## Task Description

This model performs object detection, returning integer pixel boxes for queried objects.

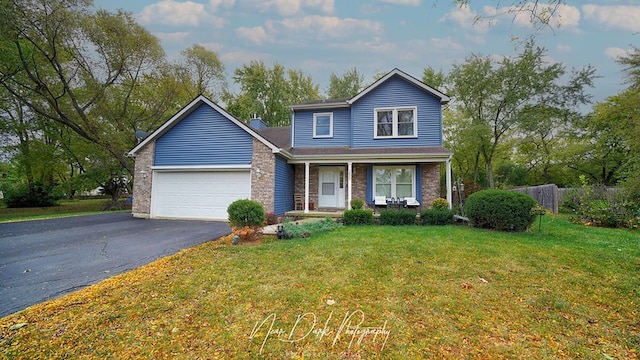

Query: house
[127,68,453,221]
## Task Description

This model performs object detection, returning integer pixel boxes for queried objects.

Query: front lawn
[0,198,122,223]
[1,217,638,358]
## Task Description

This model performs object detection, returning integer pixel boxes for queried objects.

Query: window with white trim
[374,107,417,138]
[313,113,333,138]
[373,166,415,199]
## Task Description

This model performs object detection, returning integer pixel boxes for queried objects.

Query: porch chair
[404,197,421,212]
[374,196,387,213]
[294,193,304,211]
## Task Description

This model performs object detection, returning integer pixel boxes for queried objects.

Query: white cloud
[220,49,270,64]
[209,0,235,10]
[513,3,579,29]
[199,42,225,52]
[138,0,226,28]
[604,47,631,61]
[252,0,334,16]
[482,3,580,30]
[556,44,572,53]
[380,0,420,6]
[332,37,395,53]
[440,5,493,34]
[583,4,640,32]
[429,37,465,52]
[235,26,271,45]
[155,32,190,43]
[274,15,382,38]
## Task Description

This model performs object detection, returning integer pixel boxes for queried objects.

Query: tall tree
[224,61,320,126]
[327,67,364,99]
[421,67,446,90]
[175,44,226,101]
[0,0,169,175]
[447,42,594,188]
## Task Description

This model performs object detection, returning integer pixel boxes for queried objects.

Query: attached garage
[150,169,251,220]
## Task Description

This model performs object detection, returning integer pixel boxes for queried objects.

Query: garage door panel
[151,171,251,220]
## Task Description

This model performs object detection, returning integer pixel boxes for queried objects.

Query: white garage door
[151,171,251,220]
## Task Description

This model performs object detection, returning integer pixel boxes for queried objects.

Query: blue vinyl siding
[293,108,350,147]
[155,104,253,166]
[351,75,442,148]
[274,155,295,215]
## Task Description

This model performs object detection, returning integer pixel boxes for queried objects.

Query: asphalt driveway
[0,212,230,318]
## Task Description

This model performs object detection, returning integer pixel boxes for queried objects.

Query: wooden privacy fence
[513,184,559,213]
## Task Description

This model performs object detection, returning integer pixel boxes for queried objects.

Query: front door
[318,167,345,208]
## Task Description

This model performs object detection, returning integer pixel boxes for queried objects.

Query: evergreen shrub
[465,190,537,232]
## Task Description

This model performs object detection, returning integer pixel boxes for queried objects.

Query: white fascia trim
[290,101,350,111]
[152,165,252,172]
[288,153,451,164]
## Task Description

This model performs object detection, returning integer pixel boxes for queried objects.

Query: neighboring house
[127,68,453,221]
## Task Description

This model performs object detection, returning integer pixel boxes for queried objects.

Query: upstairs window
[313,113,333,138]
[374,107,417,138]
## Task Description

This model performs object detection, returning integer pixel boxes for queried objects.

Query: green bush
[563,176,639,229]
[281,218,342,239]
[421,208,454,225]
[350,198,364,210]
[342,209,373,225]
[465,190,537,232]
[379,209,416,226]
[431,197,449,210]
[579,196,639,229]
[3,182,59,208]
[227,199,265,228]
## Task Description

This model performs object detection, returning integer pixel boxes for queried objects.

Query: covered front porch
[288,151,453,214]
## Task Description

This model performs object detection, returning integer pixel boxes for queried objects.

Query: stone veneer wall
[131,141,155,218]
[293,164,319,209]
[421,163,441,207]
[251,139,275,213]
[352,164,368,208]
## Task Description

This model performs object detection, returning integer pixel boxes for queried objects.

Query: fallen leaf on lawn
[10,323,28,330]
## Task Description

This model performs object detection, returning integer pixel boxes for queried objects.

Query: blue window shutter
[366,165,373,204]
[415,164,422,201]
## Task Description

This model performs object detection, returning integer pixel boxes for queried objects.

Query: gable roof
[348,68,450,105]
[127,95,281,157]
[289,68,450,111]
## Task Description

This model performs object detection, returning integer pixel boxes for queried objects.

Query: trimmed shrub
[281,218,342,239]
[3,182,59,208]
[350,198,364,210]
[421,208,455,225]
[431,197,450,210]
[465,190,537,232]
[227,199,265,228]
[379,209,417,226]
[265,212,279,225]
[342,209,373,225]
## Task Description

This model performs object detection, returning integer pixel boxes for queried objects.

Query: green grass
[1,217,639,359]
[0,198,121,223]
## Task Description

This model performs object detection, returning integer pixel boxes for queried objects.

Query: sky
[92,0,640,108]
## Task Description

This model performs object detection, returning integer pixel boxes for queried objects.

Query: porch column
[347,162,353,208]
[304,161,310,213]
[446,156,452,209]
